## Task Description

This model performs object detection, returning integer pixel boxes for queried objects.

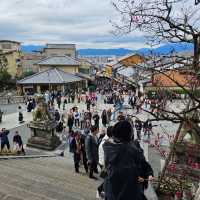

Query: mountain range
[21,43,193,56]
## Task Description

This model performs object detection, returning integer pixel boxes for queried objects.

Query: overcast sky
[0,0,149,49]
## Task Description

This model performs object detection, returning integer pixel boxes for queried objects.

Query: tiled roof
[152,70,195,87]
[36,56,80,66]
[17,68,83,85]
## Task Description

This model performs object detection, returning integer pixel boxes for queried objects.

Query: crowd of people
[29,81,155,200]
[67,114,154,200]
[1,79,159,199]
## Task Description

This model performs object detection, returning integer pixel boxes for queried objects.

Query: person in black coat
[13,131,25,155]
[67,114,74,132]
[18,106,24,123]
[80,133,88,173]
[27,100,33,112]
[86,98,91,111]
[85,125,99,179]
[101,109,108,127]
[69,132,81,173]
[135,119,143,140]
[103,120,154,200]
[55,110,60,122]
[0,128,10,151]
[93,111,100,129]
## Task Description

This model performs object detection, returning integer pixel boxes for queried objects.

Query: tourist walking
[86,98,91,111]
[103,120,153,200]
[143,120,153,140]
[135,119,143,140]
[70,132,82,173]
[74,108,80,128]
[56,95,61,110]
[63,98,67,110]
[80,110,85,130]
[93,111,100,129]
[85,126,99,179]
[13,131,25,155]
[96,126,113,199]
[0,128,10,151]
[101,109,108,127]
[54,109,60,122]
[80,132,88,173]
[107,109,112,125]
[67,113,74,132]
[18,105,24,123]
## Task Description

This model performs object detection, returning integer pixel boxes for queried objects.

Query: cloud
[0,0,147,49]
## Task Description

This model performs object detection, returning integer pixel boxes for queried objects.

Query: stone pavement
[0,104,32,130]
[0,156,99,200]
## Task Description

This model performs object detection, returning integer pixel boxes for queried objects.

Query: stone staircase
[0,155,158,200]
[0,156,99,200]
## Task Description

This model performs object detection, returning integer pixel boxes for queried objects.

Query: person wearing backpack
[103,120,153,200]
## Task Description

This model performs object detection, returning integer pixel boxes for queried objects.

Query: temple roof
[17,68,83,85]
[36,56,80,66]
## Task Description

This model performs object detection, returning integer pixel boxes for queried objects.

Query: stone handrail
[0,96,25,105]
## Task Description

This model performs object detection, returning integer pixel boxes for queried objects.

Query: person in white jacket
[97,126,113,199]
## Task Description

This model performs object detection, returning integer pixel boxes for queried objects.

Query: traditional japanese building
[17,68,86,95]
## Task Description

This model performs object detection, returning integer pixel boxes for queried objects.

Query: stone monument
[27,96,61,150]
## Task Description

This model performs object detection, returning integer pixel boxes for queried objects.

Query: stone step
[0,154,60,160]
[0,153,158,200]
[0,157,99,200]
[0,158,95,189]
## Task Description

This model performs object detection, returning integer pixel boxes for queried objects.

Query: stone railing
[0,96,24,105]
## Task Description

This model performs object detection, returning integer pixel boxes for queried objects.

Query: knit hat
[112,120,133,142]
